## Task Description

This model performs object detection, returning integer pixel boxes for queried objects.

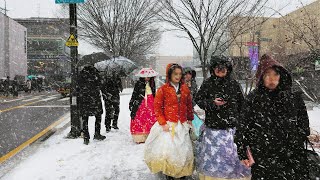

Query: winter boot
[106,126,111,133]
[84,138,89,145]
[93,134,106,141]
[112,125,119,130]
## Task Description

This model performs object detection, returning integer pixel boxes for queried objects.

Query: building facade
[150,55,193,77]
[0,13,27,79]
[229,0,320,58]
[15,18,71,82]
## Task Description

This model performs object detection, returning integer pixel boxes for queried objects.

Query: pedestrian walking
[235,54,310,179]
[195,56,251,180]
[144,63,194,179]
[37,78,43,92]
[78,65,106,145]
[4,76,10,97]
[12,77,19,97]
[184,67,198,107]
[129,68,158,144]
[26,80,32,93]
[102,71,123,132]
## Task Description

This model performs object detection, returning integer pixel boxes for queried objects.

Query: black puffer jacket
[78,66,103,117]
[101,74,123,97]
[235,55,310,179]
[129,78,156,119]
[195,57,244,129]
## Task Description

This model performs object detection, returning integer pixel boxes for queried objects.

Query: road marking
[40,97,58,102]
[0,101,40,113]
[58,98,69,102]
[24,105,70,108]
[0,113,70,164]
[22,97,41,102]
[3,98,25,103]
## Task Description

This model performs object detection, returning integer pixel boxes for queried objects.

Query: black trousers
[82,115,102,139]
[104,94,120,128]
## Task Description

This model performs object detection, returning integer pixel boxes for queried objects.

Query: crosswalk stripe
[58,98,69,102]
[22,97,41,102]
[40,97,58,102]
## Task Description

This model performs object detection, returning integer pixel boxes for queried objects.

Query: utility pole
[66,3,81,139]
[0,0,8,15]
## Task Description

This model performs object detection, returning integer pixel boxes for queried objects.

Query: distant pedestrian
[195,56,250,180]
[26,80,32,93]
[37,78,43,92]
[102,71,123,132]
[129,68,158,144]
[4,76,10,97]
[78,65,106,145]
[12,77,19,97]
[235,54,310,179]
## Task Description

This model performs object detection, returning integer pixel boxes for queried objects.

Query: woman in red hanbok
[129,68,158,143]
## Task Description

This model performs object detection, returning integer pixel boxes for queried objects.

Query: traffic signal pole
[67,3,81,138]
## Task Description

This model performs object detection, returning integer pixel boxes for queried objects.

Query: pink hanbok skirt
[130,94,157,143]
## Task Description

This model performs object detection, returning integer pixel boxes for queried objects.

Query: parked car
[57,82,71,97]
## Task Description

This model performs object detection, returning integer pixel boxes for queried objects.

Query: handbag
[306,139,320,180]
[190,113,204,141]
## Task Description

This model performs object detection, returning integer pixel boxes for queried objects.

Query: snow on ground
[309,107,320,132]
[2,89,158,180]
[2,89,320,180]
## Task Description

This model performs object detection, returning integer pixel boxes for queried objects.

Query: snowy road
[0,92,70,157]
[0,89,319,180]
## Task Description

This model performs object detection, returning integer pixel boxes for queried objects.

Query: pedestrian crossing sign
[65,34,79,47]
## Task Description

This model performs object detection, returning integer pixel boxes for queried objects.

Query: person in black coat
[101,71,123,132]
[195,56,250,179]
[195,56,244,129]
[12,77,19,97]
[4,76,10,97]
[78,65,106,145]
[235,54,310,180]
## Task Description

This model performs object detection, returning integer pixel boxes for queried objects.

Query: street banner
[248,45,259,71]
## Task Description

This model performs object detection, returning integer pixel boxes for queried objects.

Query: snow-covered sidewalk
[1,89,320,180]
[2,89,158,180]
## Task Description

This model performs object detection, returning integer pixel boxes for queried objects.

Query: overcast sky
[1,0,316,56]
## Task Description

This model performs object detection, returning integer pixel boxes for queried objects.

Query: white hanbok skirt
[144,121,194,178]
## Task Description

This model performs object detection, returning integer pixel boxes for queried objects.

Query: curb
[0,113,70,164]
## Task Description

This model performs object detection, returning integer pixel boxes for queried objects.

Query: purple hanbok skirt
[196,127,251,179]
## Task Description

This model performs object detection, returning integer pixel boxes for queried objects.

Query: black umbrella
[78,52,111,67]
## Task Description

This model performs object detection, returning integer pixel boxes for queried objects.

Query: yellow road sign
[66,34,79,47]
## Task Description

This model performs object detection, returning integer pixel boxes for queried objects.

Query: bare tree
[274,0,320,53]
[158,0,269,79]
[76,0,162,63]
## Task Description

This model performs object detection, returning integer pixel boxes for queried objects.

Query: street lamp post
[66,3,81,139]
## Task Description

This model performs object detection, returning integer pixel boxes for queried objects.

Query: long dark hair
[139,77,155,88]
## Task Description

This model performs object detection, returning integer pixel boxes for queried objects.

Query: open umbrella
[95,56,137,76]
[135,68,158,78]
[27,75,37,79]
[79,52,111,67]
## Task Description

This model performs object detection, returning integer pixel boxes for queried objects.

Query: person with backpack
[235,54,310,179]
